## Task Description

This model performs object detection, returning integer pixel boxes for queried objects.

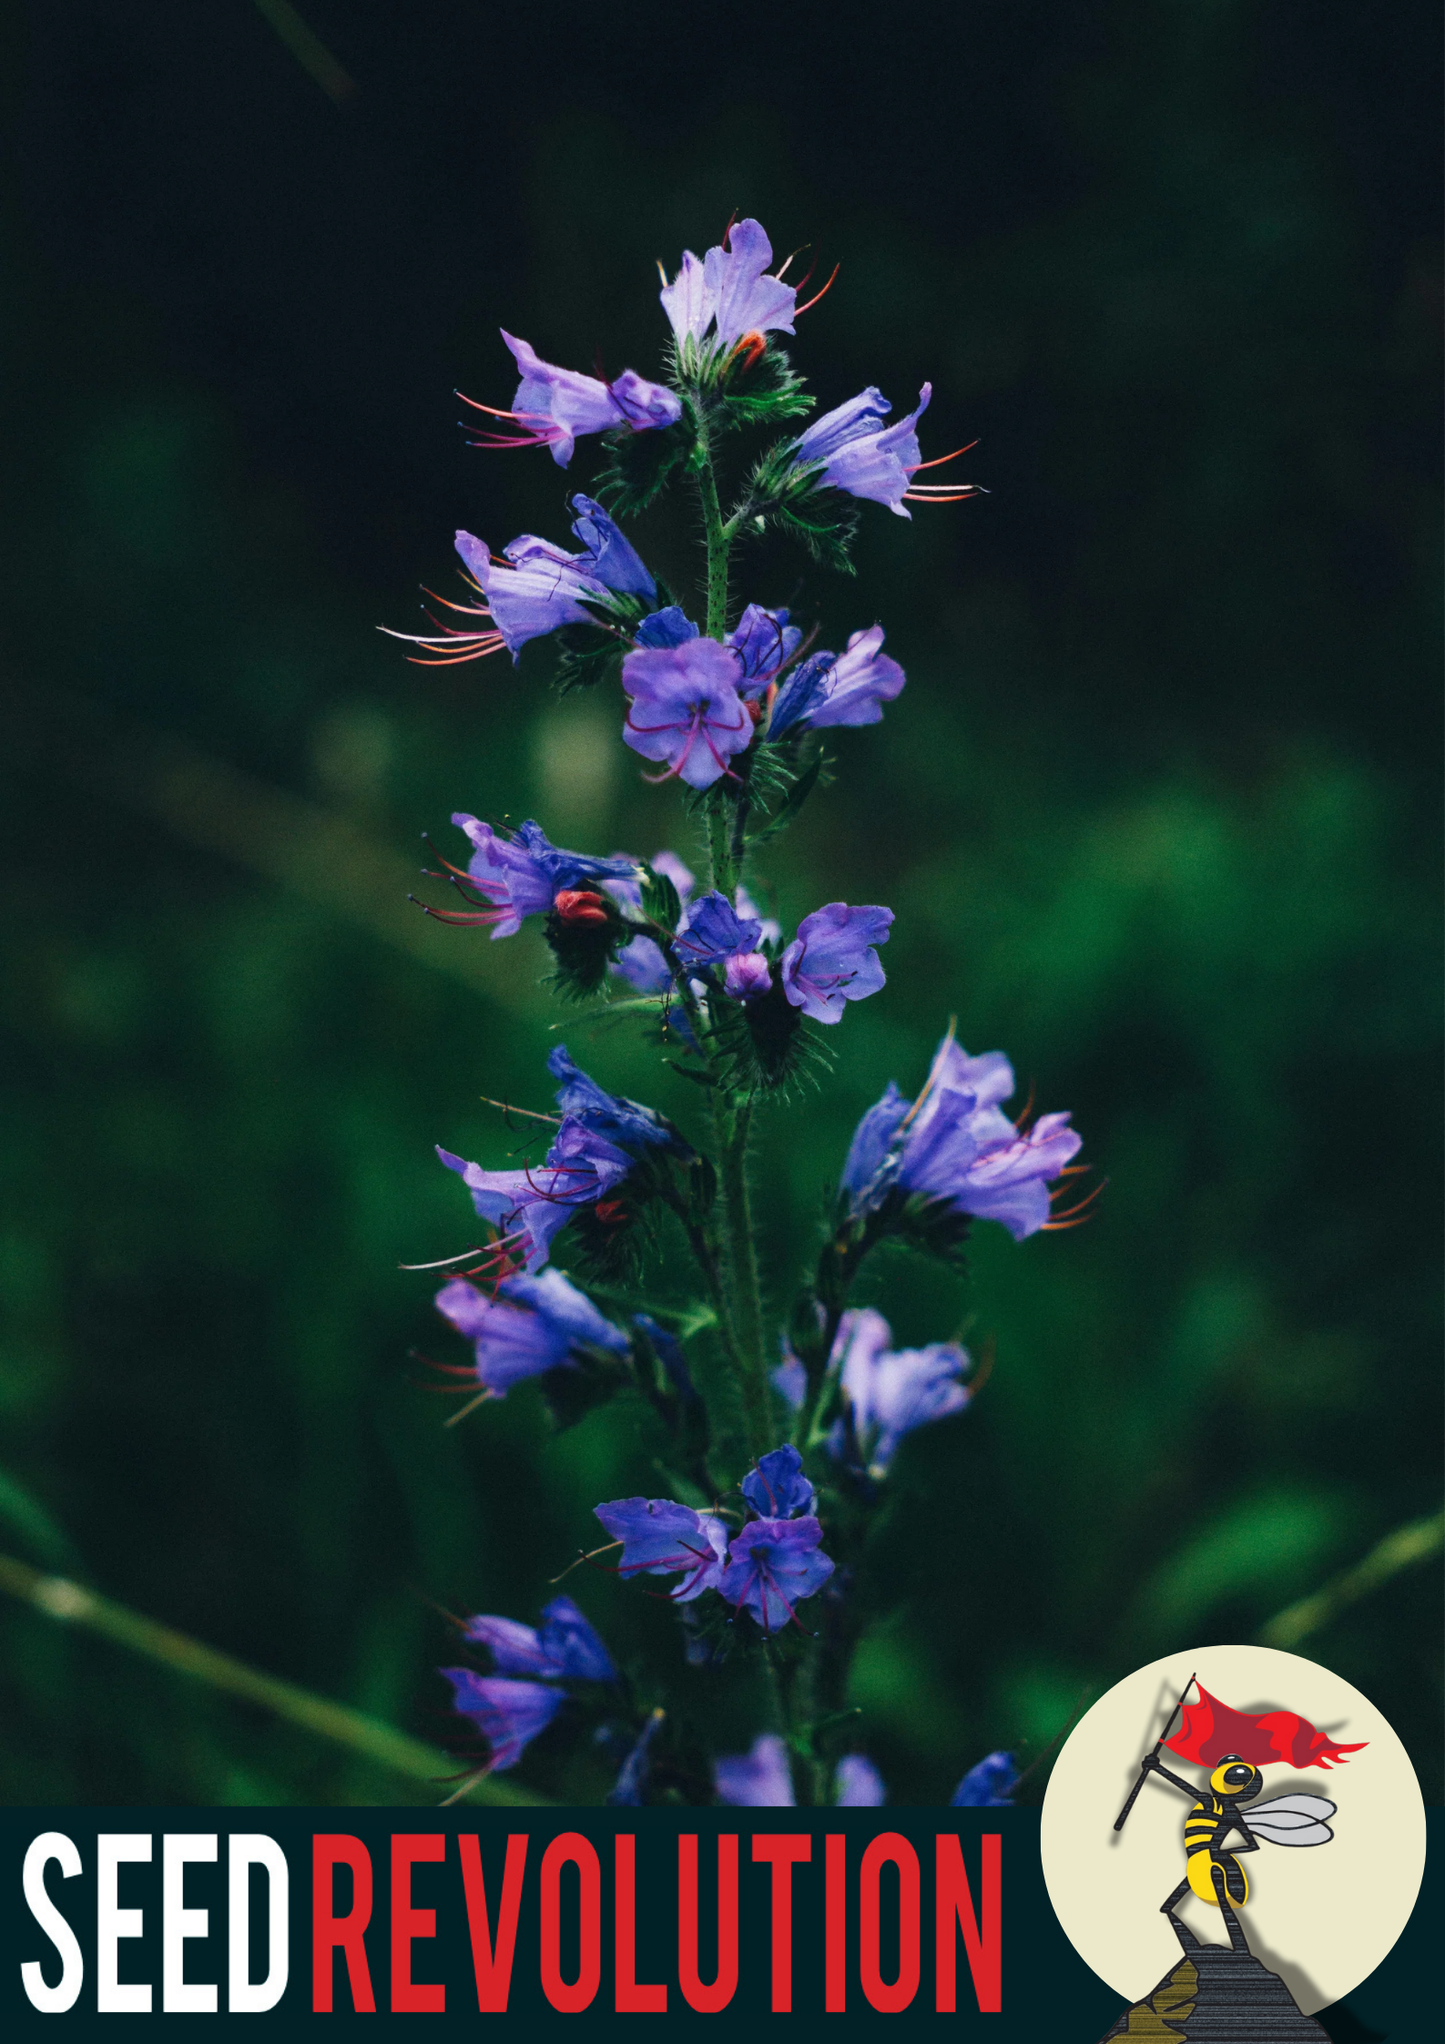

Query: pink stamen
[794,263,840,317]
[906,440,979,474]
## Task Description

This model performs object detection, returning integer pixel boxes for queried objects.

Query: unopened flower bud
[553,888,611,925]
[725,951,774,1001]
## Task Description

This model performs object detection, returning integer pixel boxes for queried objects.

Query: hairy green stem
[713,1095,772,1464]
[694,427,732,639]
[686,417,774,1472]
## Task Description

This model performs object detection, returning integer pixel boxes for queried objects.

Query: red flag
[1163,1682,1368,1771]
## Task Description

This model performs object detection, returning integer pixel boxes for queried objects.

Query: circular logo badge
[1040,1645,1425,2022]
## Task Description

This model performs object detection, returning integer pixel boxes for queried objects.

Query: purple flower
[443,816,638,940]
[547,1044,688,1155]
[789,384,939,518]
[769,625,906,736]
[413,496,655,668]
[712,1739,886,1808]
[717,1516,834,1632]
[839,1082,910,1202]
[740,1444,815,1520]
[844,1035,1083,1242]
[674,890,764,967]
[434,1266,628,1392]
[607,1709,665,1807]
[727,604,802,694]
[835,1755,887,1806]
[593,1496,729,1602]
[780,903,893,1024]
[441,1669,564,1772]
[834,1308,972,1474]
[773,1308,972,1475]
[621,639,754,790]
[724,951,773,1001]
[660,219,797,354]
[438,1117,633,1270]
[611,934,672,996]
[608,369,685,434]
[634,605,699,649]
[632,1314,699,1405]
[951,1751,1018,1807]
[714,1733,795,1807]
[564,496,658,600]
[462,331,681,469]
[462,1594,616,1683]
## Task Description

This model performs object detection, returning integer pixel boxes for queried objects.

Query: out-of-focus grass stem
[0,1552,548,1807]
[1257,1508,1444,1651]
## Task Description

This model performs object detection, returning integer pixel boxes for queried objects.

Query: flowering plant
[394,219,1089,1807]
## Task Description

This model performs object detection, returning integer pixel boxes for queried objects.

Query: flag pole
[1114,1671,1196,1832]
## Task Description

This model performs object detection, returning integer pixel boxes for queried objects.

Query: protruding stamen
[794,263,840,317]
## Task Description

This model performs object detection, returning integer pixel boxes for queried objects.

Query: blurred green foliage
[0,0,1438,1804]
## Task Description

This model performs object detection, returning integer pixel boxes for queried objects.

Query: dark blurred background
[1,0,1439,1806]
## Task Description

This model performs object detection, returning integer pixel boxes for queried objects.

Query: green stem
[0,1551,547,1806]
[688,411,774,1470]
[713,1094,772,1464]
[791,1224,878,1450]
[707,797,736,901]
[694,426,732,639]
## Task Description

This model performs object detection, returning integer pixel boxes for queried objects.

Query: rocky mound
[1101,1942,1330,2041]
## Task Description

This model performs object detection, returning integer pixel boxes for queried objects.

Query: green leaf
[594,419,690,516]
[639,863,682,932]
[653,1461,712,1511]
[713,344,814,431]
[747,750,826,847]
[553,623,626,695]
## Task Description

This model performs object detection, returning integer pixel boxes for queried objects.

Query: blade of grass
[0,1552,548,1807]
[1256,1507,1444,1651]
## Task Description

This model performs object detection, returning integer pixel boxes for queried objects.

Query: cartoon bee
[1139,1750,1337,1946]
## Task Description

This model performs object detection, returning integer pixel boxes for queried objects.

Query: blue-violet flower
[440,1671,565,1773]
[434,496,655,665]
[740,1443,815,1519]
[463,331,680,468]
[621,639,753,789]
[660,219,797,355]
[788,384,934,518]
[780,902,893,1023]
[438,1120,633,1270]
[548,1044,689,1155]
[713,1734,795,1807]
[842,1035,1083,1242]
[769,625,906,735]
[444,817,637,940]
[951,1751,1019,1806]
[434,1266,629,1391]
[462,1593,616,1683]
[673,890,764,967]
[592,1496,729,1602]
[716,1515,834,1632]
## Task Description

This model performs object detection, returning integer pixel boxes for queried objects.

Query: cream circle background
[1039,1644,1426,2016]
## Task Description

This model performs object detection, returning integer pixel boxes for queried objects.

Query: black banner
[1,1809,1435,2030]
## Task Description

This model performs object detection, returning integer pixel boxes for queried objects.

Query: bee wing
[1247,1794,1337,1846]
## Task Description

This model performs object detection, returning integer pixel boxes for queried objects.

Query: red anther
[744,696,768,728]
[592,1199,629,1228]
[730,329,768,373]
[552,888,610,924]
